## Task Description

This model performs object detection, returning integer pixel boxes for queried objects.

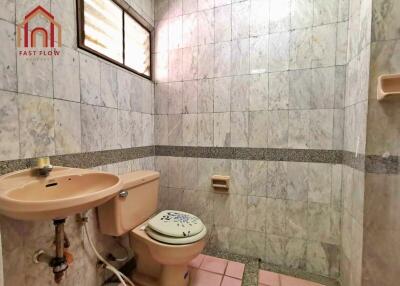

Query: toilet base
[132,265,190,286]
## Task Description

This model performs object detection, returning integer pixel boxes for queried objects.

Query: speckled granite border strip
[155,146,343,164]
[343,151,399,174]
[0,146,155,176]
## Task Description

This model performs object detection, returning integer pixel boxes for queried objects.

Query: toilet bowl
[97,171,207,286]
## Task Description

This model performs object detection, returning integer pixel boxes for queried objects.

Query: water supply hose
[81,215,135,286]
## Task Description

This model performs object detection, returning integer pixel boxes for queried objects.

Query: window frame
[76,0,152,80]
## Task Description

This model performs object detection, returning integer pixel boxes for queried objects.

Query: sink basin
[0,167,123,220]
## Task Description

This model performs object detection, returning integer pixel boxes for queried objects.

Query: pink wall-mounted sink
[0,167,122,220]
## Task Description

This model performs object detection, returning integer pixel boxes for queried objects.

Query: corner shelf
[377,74,400,101]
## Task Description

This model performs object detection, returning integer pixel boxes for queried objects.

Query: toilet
[97,171,207,286]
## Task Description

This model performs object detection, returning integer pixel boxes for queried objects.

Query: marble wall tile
[306,242,340,277]
[247,196,266,232]
[250,0,269,36]
[336,21,349,66]
[182,157,198,189]
[51,0,76,48]
[182,46,198,80]
[81,104,102,152]
[249,73,268,111]
[266,198,286,235]
[53,47,80,102]
[182,13,198,48]
[312,24,337,68]
[198,79,214,112]
[269,0,290,33]
[214,194,247,229]
[215,5,232,42]
[213,112,231,147]
[269,72,289,110]
[198,44,215,79]
[287,162,308,201]
[80,53,101,106]
[249,160,268,197]
[0,91,19,161]
[267,162,288,199]
[215,0,231,7]
[309,109,334,150]
[289,28,313,70]
[168,82,183,114]
[131,76,144,113]
[100,63,118,108]
[169,0,183,17]
[249,111,268,148]
[232,39,250,75]
[168,48,183,81]
[168,157,184,188]
[198,113,214,146]
[116,110,132,149]
[17,56,53,98]
[155,83,169,114]
[168,114,183,145]
[155,115,168,145]
[169,16,183,50]
[265,234,288,265]
[286,238,307,270]
[232,0,250,40]
[288,110,309,149]
[183,113,198,146]
[247,230,266,258]
[214,42,232,77]
[269,32,290,72]
[0,0,15,22]
[372,0,400,41]
[229,160,249,195]
[0,20,17,91]
[54,100,81,155]
[214,77,231,112]
[308,163,332,204]
[198,9,214,45]
[183,81,198,113]
[154,51,169,83]
[338,0,350,22]
[18,94,55,158]
[311,67,335,109]
[183,0,198,14]
[289,69,312,109]
[308,203,340,244]
[286,200,308,238]
[132,112,143,147]
[231,111,249,147]
[314,0,339,26]
[290,0,313,29]
[198,0,214,11]
[117,69,133,111]
[155,20,169,52]
[231,75,249,111]
[101,107,118,150]
[250,36,269,74]
[268,110,289,148]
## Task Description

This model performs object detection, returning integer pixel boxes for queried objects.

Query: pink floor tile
[221,276,242,286]
[189,254,205,268]
[190,269,223,286]
[280,274,324,286]
[199,255,228,274]
[225,261,245,279]
[258,270,280,286]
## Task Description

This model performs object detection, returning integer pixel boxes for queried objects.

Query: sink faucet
[35,157,53,177]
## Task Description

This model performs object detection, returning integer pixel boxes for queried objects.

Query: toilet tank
[98,170,160,236]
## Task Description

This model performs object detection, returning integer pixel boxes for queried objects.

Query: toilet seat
[145,210,207,245]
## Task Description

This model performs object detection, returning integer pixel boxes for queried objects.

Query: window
[77,0,151,79]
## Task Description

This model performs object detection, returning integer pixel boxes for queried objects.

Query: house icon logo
[17,5,62,56]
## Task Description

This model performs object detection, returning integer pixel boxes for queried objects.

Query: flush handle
[119,191,128,198]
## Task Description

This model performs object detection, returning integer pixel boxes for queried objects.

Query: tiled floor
[189,254,245,286]
[258,270,325,286]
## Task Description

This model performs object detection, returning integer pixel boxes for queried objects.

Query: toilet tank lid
[120,171,160,189]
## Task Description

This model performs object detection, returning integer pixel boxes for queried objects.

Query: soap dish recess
[211,175,230,192]
[377,74,400,101]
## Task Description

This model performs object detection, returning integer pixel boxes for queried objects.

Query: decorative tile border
[1,146,397,176]
[154,146,343,164]
[0,146,155,176]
